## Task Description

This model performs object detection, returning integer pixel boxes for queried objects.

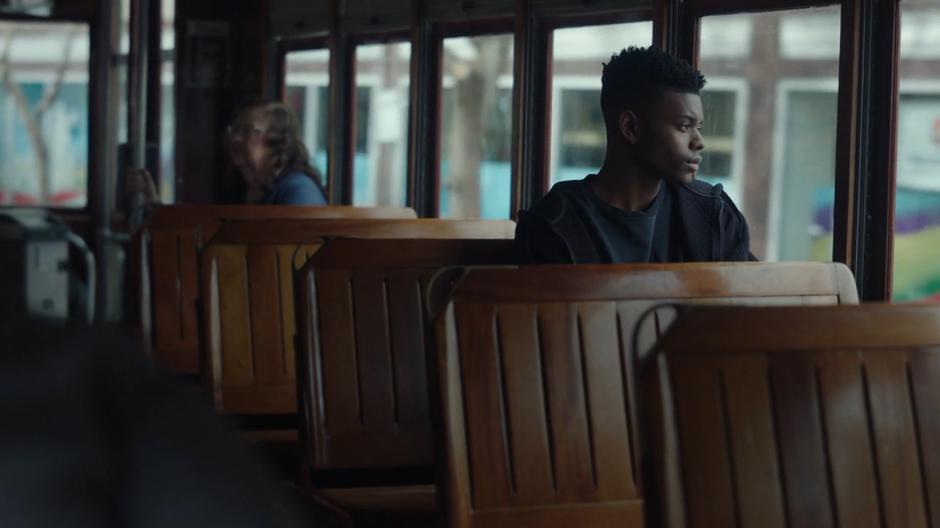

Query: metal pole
[128,0,151,229]
[88,0,119,323]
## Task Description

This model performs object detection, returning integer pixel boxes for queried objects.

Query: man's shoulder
[670,179,744,213]
[673,178,725,199]
[523,178,587,224]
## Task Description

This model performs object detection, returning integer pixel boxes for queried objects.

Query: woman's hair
[231,101,326,194]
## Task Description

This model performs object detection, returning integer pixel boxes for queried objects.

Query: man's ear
[619,110,640,144]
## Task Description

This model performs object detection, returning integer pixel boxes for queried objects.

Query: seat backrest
[639,303,940,528]
[295,238,516,475]
[138,205,416,373]
[202,219,516,417]
[433,262,857,528]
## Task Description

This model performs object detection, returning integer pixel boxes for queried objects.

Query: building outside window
[352,42,410,207]
[0,20,89,208]
[698,6,841,261]
[549,21,652,186]
[893,0,940,301]
[284,48,330,180]
[439,33,514,219]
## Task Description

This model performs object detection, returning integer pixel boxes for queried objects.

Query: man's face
[633,91,705,185]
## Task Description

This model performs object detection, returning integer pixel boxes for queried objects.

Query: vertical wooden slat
[150,229,181,354]
[769,353,835,528]
[909,347,940,525]
[315,270,361,435]
[456,301,513,509]
[216,245,253,387]
[278,245,299,381]
[539,302,595,502]
[176,228,200,371]
[578,301,635,500]
[817,351,881,528]
[671,356,737,525]
[495,303,555,505]
[440,303,473,527]
[352,272,396,431]
[865,351,929,527]
[722,354,787,528]
[616,298,661,481]
[287,243,323,382]
[386,272,431,432]
[246,245,285,386]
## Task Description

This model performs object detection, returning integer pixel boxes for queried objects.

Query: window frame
[277,35,332,200]
[513,8,653,217]
[678,0,901,300]
[541,13,655,193]
[0,12,96,216]
[266,0,903,300]
[349,30,411,207]
[430,17,515,218]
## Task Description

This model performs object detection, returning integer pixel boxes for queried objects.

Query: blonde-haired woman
[127,101,326,208]
[226,101,327,205]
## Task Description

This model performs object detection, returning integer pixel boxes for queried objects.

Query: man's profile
[515,46,755,264]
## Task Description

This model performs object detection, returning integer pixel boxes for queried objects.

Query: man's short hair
[600,46,706,130]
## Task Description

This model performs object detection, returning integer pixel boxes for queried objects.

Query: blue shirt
[256,172,327,206]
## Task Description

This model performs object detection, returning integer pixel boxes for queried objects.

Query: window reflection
[698,6,841,261]
[440,34,514,219]
[550,21,652,185]
[893,0,940,301]
[0,21,90,208]
[353,42,410,207]
[284,48,330,180]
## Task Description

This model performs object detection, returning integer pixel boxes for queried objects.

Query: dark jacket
[515,178,756,264]
[0,318,317,528]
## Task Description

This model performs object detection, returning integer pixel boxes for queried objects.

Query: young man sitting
[515,46,755,264]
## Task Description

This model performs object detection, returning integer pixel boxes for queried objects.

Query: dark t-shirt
[564,176,677,263]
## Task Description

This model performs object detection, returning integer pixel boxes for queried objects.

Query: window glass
[353,42,410,207]
[699,6,841,261]
[284,48,330,180]
[0,21,90,208]
[550,21,652,185]
[440,34,513,219]
[893,0,940,301]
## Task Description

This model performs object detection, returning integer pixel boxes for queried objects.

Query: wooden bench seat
[639,303,940,527]
[135,204,416,373]
[202,219,516,418]
[432,262,858,528]
[291,238,515,514]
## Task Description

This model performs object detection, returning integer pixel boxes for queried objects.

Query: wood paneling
[138,205,415,373]
[439,299,644,527]
[292,237,515,514]
[435,262,858,528]
[641,303,940,527]
[295,238,515,473]
[205,221,515,418]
